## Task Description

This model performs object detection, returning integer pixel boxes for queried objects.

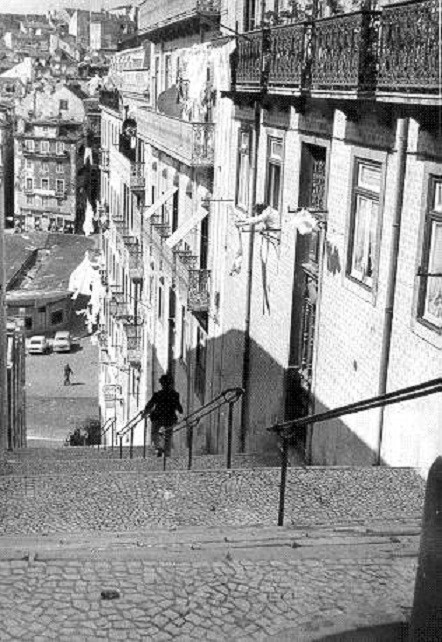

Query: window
[41,178,49,190]
[26,178,33,191]
[56,162,63,174]
[56,179,64,194]
[56,142,64,155]
[26,159,32,169]
[41,161,49,174]
[59,99,68,111]
[266,137,283,211]
[348,159,382,288]
[236,129,251,211]
[26,139,34,151]
[26,195,34,205]
[40,140,49,154]
[25,317,33,330]
[51,310,63,325]
[418,177,442,329]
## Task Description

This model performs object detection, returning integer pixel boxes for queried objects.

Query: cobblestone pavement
[0,524,418,641]
[26,336,99,445]
[0,467,425,535]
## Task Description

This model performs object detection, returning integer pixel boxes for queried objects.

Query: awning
[144,187,178,220]
[166,206,208,249]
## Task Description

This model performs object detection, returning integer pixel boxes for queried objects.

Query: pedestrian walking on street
[64,363,73,386]
[142,374,183,457]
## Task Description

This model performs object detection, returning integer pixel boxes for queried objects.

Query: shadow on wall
[141,326,388,467]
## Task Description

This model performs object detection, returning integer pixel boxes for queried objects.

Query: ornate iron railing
[236,29,263,87]
[188,269,211,312]
[377,0,440,95]
[268,21,310,90]
[130,162,145,192]
[99,149,109,172]
[311,10,380,93]
[109,292,130,320]
[124,322,142,366]
[128,249,144,282]
[137,108,214,166]
[99,89,120,112]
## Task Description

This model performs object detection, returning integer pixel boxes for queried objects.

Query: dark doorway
[285,143,327,455]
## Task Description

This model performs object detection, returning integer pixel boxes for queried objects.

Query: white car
[28,336,50,355]
[53,331,72,353]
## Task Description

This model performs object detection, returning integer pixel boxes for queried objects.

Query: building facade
[14,86,87,233]
[98,0,441,470]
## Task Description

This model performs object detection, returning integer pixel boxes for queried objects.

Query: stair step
[0,466,425,537]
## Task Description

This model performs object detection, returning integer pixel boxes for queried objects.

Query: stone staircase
[0,445,426,640]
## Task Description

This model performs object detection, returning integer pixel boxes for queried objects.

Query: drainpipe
[0,165,7,454]
[240,98,261,452]
[376,117,409,466]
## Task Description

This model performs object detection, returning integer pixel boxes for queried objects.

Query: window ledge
[343,274,376,306]
[410,318,442,350]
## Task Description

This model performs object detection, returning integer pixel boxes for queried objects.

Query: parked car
[53,331,72,353]
[28,336,50,355]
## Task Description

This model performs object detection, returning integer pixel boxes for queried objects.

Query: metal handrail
[270,378,442,526]
[115,387,244,468]
[97,417,116,451]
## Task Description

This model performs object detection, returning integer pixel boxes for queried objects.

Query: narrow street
[25,336,99,446]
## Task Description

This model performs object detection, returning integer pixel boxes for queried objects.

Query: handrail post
[119,436,123,460]
[163,448,167,471]
[278,435,289,527]
[130,427,134,459]
[226,401,234,470]
[112,420,115,451]
[143,416,147,459]
[103,427,107,451]
[188,422,193,470]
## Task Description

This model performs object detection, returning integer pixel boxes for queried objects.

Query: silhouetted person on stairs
[142,374,183,457]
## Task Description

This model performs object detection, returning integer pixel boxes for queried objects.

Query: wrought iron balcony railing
[97,330,108,350]
[188,269,211,312]
[377,0,440,97]
[124,323,142,367]
[137,108,214,167]
[109,292,130,320]
[267,21,310,92]
[130,162,145,193]
[151,212,171,238]
[235,29,263,88]
[311,10,380,94]
[128,249,144,282]
[99,89,120,112]
[99,149,110,172]
[139,0,220,36]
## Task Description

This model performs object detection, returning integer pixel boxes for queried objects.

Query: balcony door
[168,287,176,378]
[285,143,327,455]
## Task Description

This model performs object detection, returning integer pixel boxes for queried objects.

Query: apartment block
[14,86,87,233]
[98,0,441,470]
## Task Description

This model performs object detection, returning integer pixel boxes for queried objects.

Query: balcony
[235,30,263,90]
[109,292,130,320]
[139,0,220,40]
[151,211,171,239]
[124,323,142,367]
[99,149,110,172]
[267,22,309,93]
[188,269,211,312]
[130,162,145,193]
[99,89,121,113]
[128,249,144,283]
[137,108,214,167]
[311,10,379,97]
[377,0,440,103]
